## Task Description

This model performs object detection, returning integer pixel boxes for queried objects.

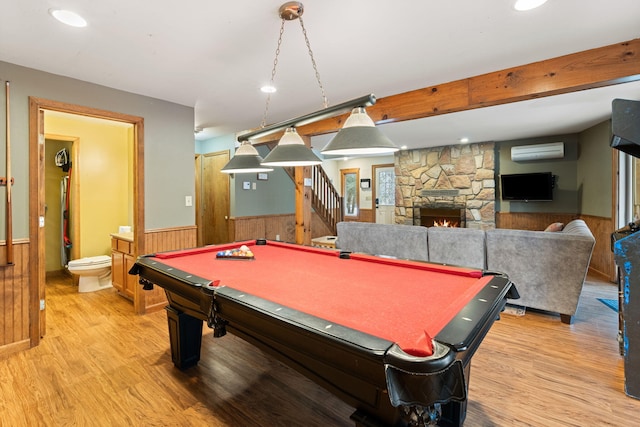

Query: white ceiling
[2,1,640,151]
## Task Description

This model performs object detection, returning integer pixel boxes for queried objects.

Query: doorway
[196,151,230,245]
[28,97,144,345]
[372,164,395,224]
[44,136,79,272]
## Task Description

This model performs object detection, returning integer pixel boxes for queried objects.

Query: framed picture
[341,168,359,218]
[257,172,269,181]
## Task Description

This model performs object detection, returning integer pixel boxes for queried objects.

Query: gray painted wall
[0,60,195,237]
[496,122,613,217]
[497,134,580,213]
[578,120,613,217]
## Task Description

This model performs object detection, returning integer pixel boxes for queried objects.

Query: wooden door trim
[29,97,144,344]
[340,168,360,220]
[195,154,203,246]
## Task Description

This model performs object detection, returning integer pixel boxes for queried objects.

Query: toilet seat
[68,255,111,271]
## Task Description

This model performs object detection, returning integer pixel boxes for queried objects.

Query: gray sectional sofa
[335,220,595,324]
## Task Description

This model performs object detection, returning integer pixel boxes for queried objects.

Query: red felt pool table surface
[152,240,492,357]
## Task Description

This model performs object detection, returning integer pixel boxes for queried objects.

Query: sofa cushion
[427,227,486,269]
[335,222,429,261]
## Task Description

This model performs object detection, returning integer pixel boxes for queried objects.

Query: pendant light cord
[260,15,329,129]
[299,16,328,109]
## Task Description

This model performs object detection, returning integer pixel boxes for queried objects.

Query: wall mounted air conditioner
[511,142,564,161]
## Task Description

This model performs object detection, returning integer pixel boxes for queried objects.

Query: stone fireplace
[394,143,496,229]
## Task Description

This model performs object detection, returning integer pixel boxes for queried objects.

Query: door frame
[340,168,360,220]
[28,97,144,345]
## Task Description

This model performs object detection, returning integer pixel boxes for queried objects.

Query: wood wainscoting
[138,226,198,314]
[496,212,615,282]
[230,213,334,243]
[0,240,31,357]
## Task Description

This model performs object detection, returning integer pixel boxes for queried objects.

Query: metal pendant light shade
[321,107,399,156]
[261,127,322,167]
[221,142,274,174]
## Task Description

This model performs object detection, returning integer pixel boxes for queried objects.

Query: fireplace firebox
[416,206,465,228]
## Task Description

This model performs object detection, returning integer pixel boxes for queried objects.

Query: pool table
[130,239,517,427]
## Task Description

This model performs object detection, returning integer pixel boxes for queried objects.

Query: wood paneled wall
[137,226,198,314]
[0,240,31,357]
[496,212,615,282]
[580,214,616,281]
[143,226,198,253]
[230,213,334,243]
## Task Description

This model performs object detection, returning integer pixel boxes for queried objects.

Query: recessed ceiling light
[260,85,277,94]
[400,145,408,150]
[460,137,470,143]
[49,9,88,28]
[514,0,548,11]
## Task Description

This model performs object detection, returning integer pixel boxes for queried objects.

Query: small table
[311,235,337,249]
[131,239,516,427]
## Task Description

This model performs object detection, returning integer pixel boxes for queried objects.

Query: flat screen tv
[500,172,554,201]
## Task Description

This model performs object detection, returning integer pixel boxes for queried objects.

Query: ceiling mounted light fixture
[49,9,88,27]
[221,141,274,174]
[223,2,395,172]
[514,0,548,11]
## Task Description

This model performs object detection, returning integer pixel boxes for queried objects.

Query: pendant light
[221,141,274,174]
[320,107,399,156]
[221,2,396,172]
[261,127,322,167]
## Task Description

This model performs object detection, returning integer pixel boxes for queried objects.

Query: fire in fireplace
[416,207,465,228]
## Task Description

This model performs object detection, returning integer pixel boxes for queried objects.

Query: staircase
[279,164,343,235]
[264,140,343,235]
[311,165,343,234]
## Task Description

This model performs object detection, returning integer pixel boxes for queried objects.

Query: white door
[375,166,395,224]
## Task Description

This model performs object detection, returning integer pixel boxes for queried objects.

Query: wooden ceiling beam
[250,38,639,144]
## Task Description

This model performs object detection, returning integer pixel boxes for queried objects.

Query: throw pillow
[544,222,565,232]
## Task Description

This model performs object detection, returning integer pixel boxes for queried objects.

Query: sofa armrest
[485,219,595,321]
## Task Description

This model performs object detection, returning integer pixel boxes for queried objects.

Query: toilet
[67,255,113,293]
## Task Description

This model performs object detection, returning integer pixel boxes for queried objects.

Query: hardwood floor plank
[1,274,639,426]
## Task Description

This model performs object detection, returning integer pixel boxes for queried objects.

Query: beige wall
[45,113,132,259]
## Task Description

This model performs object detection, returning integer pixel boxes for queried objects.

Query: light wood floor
[1,273,639,426]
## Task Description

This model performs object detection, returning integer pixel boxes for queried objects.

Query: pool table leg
[166,306,203,369]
